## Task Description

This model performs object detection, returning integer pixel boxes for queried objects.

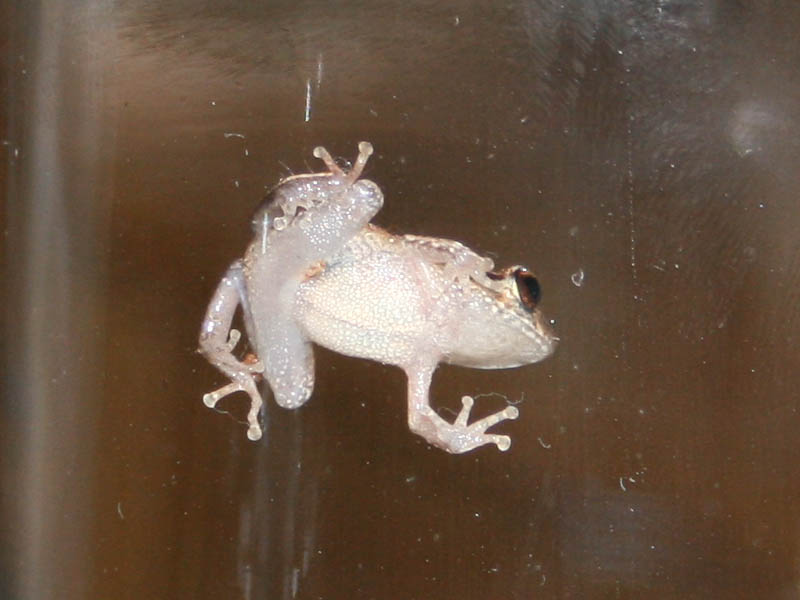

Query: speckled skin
[199,143,557,453]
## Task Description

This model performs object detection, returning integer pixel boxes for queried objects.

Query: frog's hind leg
[404,363,519,453]
[257,318,316,411]
[199,261,266,441]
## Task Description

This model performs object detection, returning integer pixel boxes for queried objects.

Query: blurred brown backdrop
[3,1,800,599]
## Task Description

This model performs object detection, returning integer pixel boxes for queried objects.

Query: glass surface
[3,1,800,599]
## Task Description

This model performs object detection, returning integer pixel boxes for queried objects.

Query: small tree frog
[199,142,557,453]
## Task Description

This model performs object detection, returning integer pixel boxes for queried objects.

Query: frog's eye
[513,268,541,312]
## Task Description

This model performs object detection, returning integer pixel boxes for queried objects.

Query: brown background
[3,1,800,598]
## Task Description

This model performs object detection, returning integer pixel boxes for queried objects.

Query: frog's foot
[403,235,502,290]
[273,142,375,230]
[201,328,266,441]
[313,141,373,183]
[443,255,497,289]
[409,396,519,454]
[203,380,264,441]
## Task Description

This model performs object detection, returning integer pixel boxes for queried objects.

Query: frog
[199,142,557,453]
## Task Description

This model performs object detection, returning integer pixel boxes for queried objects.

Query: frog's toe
[440,398,519,453]
[203,382,239,408]
[247,424,263,441]
[490,434,512,452]
[458,397,519,430]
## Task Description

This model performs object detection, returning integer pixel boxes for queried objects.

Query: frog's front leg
[404,363,520,453]
[403,236,499,290]
[199,261,266,440]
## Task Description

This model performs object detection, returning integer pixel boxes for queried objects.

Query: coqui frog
[199,142,557,453]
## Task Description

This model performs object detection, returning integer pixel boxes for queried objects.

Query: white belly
[294,250,433,367]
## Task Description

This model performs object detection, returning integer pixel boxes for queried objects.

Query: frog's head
[489,265,557,363]
[251,142,383,237]
[445,266,557,369]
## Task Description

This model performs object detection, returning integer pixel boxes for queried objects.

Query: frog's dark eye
[514,268,541,311]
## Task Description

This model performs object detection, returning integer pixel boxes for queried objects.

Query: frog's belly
[294,254,430,367]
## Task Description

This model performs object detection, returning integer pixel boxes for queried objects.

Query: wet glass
[3,1,800,599]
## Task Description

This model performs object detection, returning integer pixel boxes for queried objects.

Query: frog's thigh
[261,319,315,409]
